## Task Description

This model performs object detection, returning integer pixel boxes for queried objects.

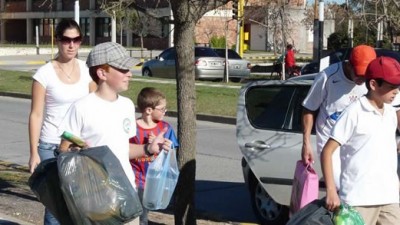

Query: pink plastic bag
[289,160,319,216]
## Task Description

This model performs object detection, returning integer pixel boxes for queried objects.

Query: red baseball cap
[349,45,376,76]
[365,56,400,85]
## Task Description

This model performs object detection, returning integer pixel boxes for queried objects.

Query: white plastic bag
[143,148,179,210]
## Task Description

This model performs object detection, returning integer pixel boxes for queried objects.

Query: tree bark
[171,2,198,225]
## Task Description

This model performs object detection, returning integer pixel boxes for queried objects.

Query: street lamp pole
[74,0,80,25]
[318,0,324,62]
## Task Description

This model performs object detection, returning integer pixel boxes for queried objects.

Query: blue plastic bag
[142,148,179,210]
[334,204,365,225]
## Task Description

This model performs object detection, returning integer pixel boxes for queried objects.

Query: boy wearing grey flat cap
[58,42,173,224]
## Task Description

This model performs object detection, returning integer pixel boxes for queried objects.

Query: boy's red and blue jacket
[129,120,178,189]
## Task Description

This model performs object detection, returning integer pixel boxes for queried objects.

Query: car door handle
[245,142,271,149]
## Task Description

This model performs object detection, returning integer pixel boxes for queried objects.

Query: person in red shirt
[285,44,296,77]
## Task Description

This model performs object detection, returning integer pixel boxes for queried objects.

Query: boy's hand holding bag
[289,160,319,215]
[143,147,179,210]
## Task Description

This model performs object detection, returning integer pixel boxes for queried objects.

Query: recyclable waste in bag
[334,204,365,225]
[57,145,143,225]
[143,148,179,210]
[286,198,334,225]
[28,158,74,225]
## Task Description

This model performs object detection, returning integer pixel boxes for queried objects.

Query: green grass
[0,70,241,117]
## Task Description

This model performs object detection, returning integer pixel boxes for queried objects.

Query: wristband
[144,143,154,156]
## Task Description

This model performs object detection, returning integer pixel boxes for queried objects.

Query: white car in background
[141,46,225,81]
[212,48,251,82]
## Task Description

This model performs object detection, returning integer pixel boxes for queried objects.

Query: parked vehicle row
[141,47,251,82]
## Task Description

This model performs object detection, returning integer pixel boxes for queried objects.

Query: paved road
[0,96,258,224]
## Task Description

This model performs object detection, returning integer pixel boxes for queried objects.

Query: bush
[210,36,226,48]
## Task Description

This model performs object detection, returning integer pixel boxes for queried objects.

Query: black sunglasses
[58,36,82,44]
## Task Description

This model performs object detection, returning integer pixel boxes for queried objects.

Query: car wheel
[250,181,289,225]
[142,67,152,77]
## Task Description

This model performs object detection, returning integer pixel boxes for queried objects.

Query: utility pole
[111,10,116,43]
[224,4,229,83]
[74,0,80,25]
[312,0,319,61]
[239,0,244,57]
[318,0,324,62]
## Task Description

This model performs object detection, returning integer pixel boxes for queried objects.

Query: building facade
[1,0,333,53]
[0,0,170,48]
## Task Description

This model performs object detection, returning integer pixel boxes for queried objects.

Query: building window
[34,18,55,37]
[96,18,110,37]
[80,18,90,37]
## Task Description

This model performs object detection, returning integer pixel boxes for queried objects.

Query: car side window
[245,86,296,130]
[160,49,176,60]
[284,86,311,132]
[245,85,312,132]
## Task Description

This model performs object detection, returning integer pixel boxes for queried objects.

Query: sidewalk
[0,212,35,225]
[0,47,312,65]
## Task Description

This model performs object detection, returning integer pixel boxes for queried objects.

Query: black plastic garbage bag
[286,198,334,225]
[28,158,74,225]
[57,145,142,225]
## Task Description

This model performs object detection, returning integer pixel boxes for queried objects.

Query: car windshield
[195,47,220,57]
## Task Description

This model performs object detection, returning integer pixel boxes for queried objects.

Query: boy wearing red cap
[321,56,400,224]
[302,45,377,188]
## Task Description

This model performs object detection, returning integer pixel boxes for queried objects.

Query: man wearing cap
[321,56,400,224]
[301,45,376,188]
[58,42,172,225]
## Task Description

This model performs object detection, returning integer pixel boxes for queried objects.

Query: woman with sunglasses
[28,19,96,225]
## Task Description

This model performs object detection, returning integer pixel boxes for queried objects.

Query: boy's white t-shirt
[58,93,137,189]
[330,96,399,206]
[33,59,92,144]
[302,62,368,153]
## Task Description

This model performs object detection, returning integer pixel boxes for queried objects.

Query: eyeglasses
[154,107,167,113]
[58,36,82,45]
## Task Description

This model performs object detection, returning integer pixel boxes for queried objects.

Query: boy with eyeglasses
[129,87,178,225]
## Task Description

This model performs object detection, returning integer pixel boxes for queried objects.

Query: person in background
[285,44,296,77]
[322,56,400,224]
[58,42,172,225]
[130,87,178,225]
[301,45,376,188]
[28,19,96,225]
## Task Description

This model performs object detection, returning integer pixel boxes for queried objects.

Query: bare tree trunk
[171,3,197,225]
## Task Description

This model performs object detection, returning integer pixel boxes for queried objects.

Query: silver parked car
[142,47,225,80]
[236,74,322,224]
[212,48,251,82]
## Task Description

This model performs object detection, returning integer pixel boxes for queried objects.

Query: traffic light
[232,0,239,20]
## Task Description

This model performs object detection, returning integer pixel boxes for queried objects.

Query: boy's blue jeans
[38,140,60,225]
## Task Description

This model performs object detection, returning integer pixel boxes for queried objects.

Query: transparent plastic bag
[334,204,365,225]
[143,148,179,210]
[58,145,142,225]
